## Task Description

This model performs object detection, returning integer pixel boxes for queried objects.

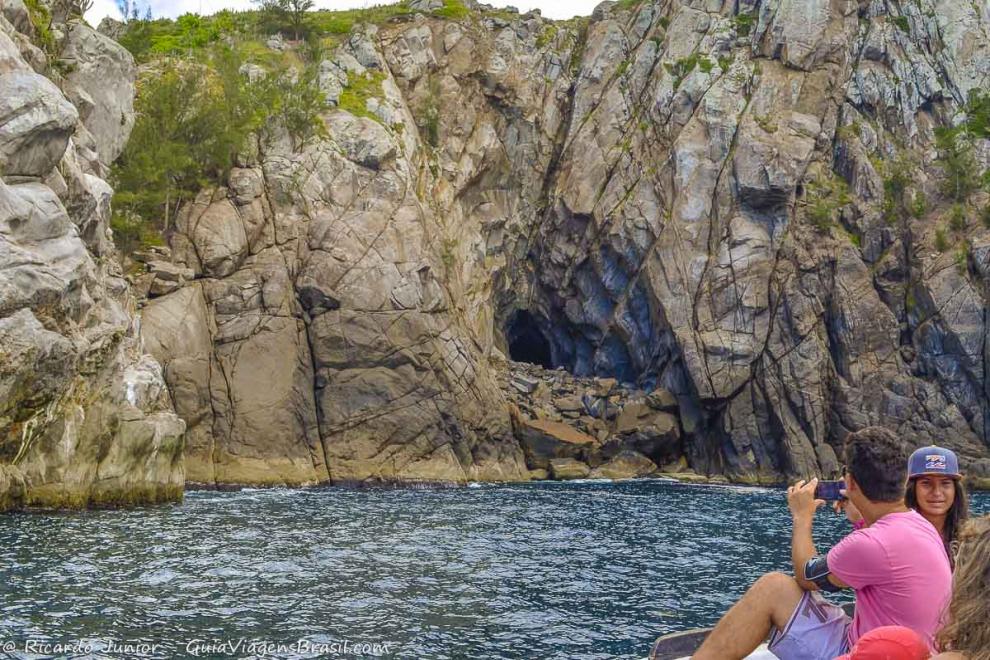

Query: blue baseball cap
[908,445,961,479]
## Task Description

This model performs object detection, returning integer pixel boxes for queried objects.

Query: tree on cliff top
[110,43,326,253]
[254,0,314,41]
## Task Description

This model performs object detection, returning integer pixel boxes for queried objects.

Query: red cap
[834,626,930,660]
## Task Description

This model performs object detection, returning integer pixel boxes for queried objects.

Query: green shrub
[835,121,862,140]
[965,90,990,139]
[935,126,979,202]
[754,114,777,133]
[536,24,558,48]
[266,64,328,149]
[23,0,56,56]
[308,3,413,35]
[110,211,166,254]
[880,156,913,223]
[665,54,699,89]
[717,54,733,72]
[698,57,714,74]
[910,190,927,218]
[982,204,990,229]
[934,227,949,252]
[892,15,910,33]
[809,200,833,232]
[616,58,630,77]
[733,13,755,37]
[804,172,851,232]
[118,13,241,63]
[254,0,314,40]
[440,237,457,270]
[416,75,441,147]
[905,288,916,313]
[658,16,670,30]
[337,70,387,123]
[949,204,967,232]
[955,246,968,274]
[110,44,325,252]
[433,0,470,20]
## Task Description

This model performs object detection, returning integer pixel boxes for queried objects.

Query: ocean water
[0,480,986,659]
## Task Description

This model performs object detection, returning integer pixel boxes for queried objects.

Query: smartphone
[815,480,845,501]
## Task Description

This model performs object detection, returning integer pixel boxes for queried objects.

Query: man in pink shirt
[694,427,952,659]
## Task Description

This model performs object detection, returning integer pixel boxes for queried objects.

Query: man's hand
[832,489,863,525]
[787,478,825,523]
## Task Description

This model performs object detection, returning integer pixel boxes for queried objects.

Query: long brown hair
[936,515,990,659]
[905,477,969,563]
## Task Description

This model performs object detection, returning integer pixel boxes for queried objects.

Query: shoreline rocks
[502,361,685,481]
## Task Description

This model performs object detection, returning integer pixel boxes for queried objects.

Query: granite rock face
[0,9,183,510]
[116,0,990,485]
[140,30,529,485]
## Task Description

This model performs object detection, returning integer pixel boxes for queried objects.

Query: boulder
[554,395,583,412]
[327,113,396,169]
[96,17,126,41]
[147,260,194,297]
[1,0,31,35]
[605,402,681,466]
[0,72,78,178]
[59,21,137,166]
[589,450,658,479]
[409,0,443,10]
[645,388,677,411]
[173,193,248,278]
[512,410,597,470]
[511,373,540,393]
[549,457,591,480]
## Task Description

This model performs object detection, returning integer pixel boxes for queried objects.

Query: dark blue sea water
[0,480,987,659]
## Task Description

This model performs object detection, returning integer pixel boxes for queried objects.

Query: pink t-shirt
[827,509,951,649]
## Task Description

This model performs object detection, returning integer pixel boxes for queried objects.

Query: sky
[85,0,602,25]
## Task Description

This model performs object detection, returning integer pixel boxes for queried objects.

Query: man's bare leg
[692,572,805,660]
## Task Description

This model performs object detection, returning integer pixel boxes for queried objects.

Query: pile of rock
[497,361,689,481]
[129,246,196,298]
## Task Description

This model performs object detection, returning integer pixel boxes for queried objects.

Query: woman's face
[914,475,956,518]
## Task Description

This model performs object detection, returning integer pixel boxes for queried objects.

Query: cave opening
[506,310,554,369]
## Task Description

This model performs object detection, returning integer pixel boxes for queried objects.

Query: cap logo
[925,454,946,470]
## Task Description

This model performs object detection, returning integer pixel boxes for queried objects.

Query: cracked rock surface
[0,7,184,510]
[139,0,990,486]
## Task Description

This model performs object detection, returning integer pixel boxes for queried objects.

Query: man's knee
[751,571,800,597]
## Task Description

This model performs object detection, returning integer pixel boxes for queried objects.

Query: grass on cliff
[337,70,387,123]
[23,0,56,56]
[117,0,475,63]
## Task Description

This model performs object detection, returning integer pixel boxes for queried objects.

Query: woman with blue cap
[905,445,970,567]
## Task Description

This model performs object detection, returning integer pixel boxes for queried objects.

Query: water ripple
[0,481,986,659]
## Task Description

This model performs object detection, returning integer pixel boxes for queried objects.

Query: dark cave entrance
[506,310,554,369]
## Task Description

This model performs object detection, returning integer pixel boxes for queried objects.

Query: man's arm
[791,514,818,590]
[788,479,849,591]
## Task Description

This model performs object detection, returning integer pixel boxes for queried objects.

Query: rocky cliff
[5,0,990,500]
[0,0,184,509]
[131,0,990,487]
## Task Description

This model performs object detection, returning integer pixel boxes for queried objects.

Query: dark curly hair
[843,427,909,503]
